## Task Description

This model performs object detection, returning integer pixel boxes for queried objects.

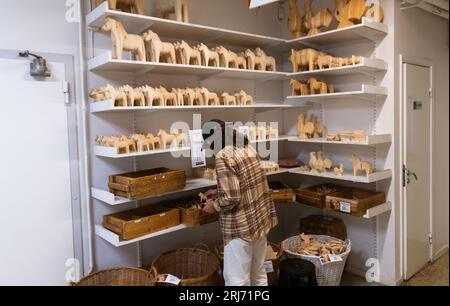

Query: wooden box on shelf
[167,198,219,228]
[299,215,347,241]
[103,205,180,240]
[325,188,386,217]
[108,168,186,200]
[268,181,296,203]
[296,183,349,209]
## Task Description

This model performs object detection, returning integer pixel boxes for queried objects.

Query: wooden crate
[103,205,180,240]
[299,215,347,241]
[108,168,186,200]
[297,184,349,209]
[268,181,295,203]
[325,188,386,217]
[167,198,219,228]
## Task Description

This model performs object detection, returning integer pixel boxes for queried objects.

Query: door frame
[0,49,85,279]
[399,55,434,280]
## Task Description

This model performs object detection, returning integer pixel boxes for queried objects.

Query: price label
[189,130,206,168]
[264,261,274,273]
[158,274,181,285]
[320,254,343,265]
[339,202,351,214]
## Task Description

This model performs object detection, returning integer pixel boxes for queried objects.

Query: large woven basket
[71,267,156,286]
[152,245,220,286]
[281,235,351,286]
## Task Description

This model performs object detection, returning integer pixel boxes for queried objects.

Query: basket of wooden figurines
[152,244,220,286]
[282,234,351,286]
[71,267,156,286]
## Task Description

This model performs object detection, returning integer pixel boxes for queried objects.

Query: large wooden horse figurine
[101,17,146,61]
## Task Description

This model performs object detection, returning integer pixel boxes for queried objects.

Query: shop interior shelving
[289,168,392,184]
[287,134,392,146]
[295,201,393,220]
[286,85,387,103]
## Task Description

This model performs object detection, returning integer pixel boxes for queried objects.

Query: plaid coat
[215,145,278,245]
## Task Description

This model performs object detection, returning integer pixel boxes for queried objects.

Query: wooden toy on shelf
[117,85,144,107]
[290,79,310,96]
[365,3,384,23]
[303,0,314,34]
[215,46,238,69]
[290,48,322,72]
[288,0,306,38]
[310,113,326,138]
[244,49,266,71]
[158,129,178,149]
[171,129,189,147]
[141,30,176,64]
[172,88,185,106]
[347,0,367,24]
[96,135,137,154]
[102,84,128,106]
[89,88,107,102]
[132,134,154,152]
[101,17,146,61]
[326,133,341,141]
[335,0,353,29]
[317,54,339,70]
[352,154,374,177]
[155,0,189,23]
[146,133,161,149]
[254,48,277,71]
[139,86,164,106]
[235,53,248,70]
[309,8,333,35]
[159,86,179,106]
[221,92,237,106]
[175,41,201,65]
[236,90,254,105]
[308,77,333,95]
[352,55,363,65]
[196,43,220,67]
[199,88,220,106]
[318,152,333,171]
[297,113,315,139]
[340,130,366,142]
[309,151,333,174]
[184,88,204,106]
[267,127,279,139]
[95,0,144,15]
[334,164,345,176]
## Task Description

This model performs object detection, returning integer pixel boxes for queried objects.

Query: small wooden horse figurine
[352,155,374,177]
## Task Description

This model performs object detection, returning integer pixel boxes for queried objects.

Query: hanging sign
[248,0,280,9]
[189,129,207,168]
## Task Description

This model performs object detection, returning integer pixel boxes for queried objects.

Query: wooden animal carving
[139,86,164,106]
[132,134,153,152]
[215,46,238,68]
[317,55,339,70]
[309,8,333,35]
[155,0,189,23]
[95,0,144,15]
[309,152,321,173]
[290,48,321,72]
[158,129,178,149]
[352,155,374,177]
[175,41,201,65]
[184,88,204,106]
[220,92,237,105]
[310,113,325,138]
[146,133,161,150]
[118,85,145,106]
[317,152,333,171]
[308,77,328,95]
[334,164,345,176]
[254,48,276,71]
[89,88,107,102]
[101,17,146,61]
[236,53,248,70]
[347,0,366,23]
[290,79,309,96]
[288,0,306,38]
[141,30,176,64]
[351,55,362,65]
[200,88,219,106]
[172,129,189,147]
[365,3,384,23]
[196,43,219,67]
[159,86,178,106]
[335,0,353,29]
[303,0,314,34]
[297,114,315,139]
[244,49,266,71]
[104,84,128,106]
[237,90,254,105]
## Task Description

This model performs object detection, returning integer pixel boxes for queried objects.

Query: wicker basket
[281,235,351,286]
[152,245,220,286]
[71,267,156,286]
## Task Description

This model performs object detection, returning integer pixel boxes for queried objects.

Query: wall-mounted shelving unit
[287,134,392,146]
[295,201,393,219]
[286,85,387,103]
[289,168,392,184]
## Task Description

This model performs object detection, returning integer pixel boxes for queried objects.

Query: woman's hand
[203,199,217,214]
[204,189,218,199]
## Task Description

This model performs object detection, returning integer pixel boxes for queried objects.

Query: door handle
[403,165,419,186]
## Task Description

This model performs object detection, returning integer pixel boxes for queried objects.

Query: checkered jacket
[215,145,278,245]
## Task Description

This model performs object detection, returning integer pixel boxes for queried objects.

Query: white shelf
[251,135,291,144]
[287,134,392,146]
[289,169,392,183]
[286,85,387,103]
[95,224,188,247]
[91,178,217,206]
[286,18,388,48]
[87,2,285,48]
[362,202,392,219]
[288,58,388,78]
[94,145,191,159]
[89,52,287,80]
[90,99,302,114]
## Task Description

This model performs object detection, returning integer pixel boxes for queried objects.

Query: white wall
[394,2,449,260]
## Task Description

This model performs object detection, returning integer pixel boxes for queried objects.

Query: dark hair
[202,119,249,152]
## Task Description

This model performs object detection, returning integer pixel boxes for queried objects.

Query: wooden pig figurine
[101,17,146,61]
[95,0,144,15]
[352,154,374,177]
[141,30,176,63]
[155,0,189,23]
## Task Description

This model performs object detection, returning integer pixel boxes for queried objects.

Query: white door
[0,58,75,285]
[403,63,432,280]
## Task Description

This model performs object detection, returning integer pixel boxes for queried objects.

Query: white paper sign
[158,274,181,285]
[189,129,206,168]
[264,261,274,273]
[320,255,343,265]
[339,202,352,214]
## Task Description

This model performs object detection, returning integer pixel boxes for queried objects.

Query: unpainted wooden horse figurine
[352,154,374,177]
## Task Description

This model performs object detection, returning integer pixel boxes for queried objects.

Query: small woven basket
[152,244,220,286]
[71,267,156,286]
[281,235,351,286]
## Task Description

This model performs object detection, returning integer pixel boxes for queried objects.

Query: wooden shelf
[89,52,287,80]
[288,58,387,78]
[90,100,303,114]
[289,168,392,183]
[286,85,387,103]
[295,201,392,219]
[95,224,189,247]
[87,1,285,48]
[285,18,388,48]
[287,134,392,146]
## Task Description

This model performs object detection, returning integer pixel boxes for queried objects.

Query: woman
[202,120,278,286]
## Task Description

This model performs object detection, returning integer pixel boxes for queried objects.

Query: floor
[340,252,449,286]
